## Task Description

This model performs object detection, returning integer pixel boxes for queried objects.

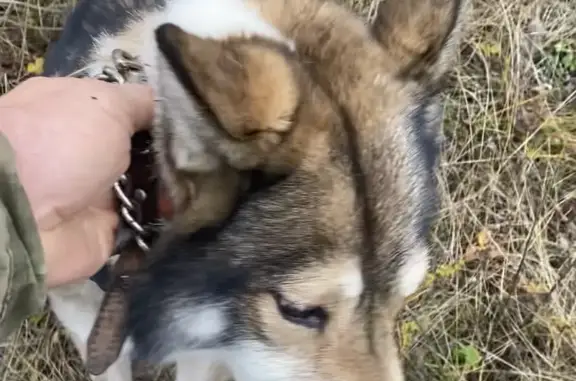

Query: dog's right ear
[154,23,301,143]
[371,0,467,85]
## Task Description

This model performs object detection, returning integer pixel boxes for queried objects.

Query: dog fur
[150,25,341,233]
[43,0,467,380]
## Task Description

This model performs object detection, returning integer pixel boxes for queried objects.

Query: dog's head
[128,1,467,380]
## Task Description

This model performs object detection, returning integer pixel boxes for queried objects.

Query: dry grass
[1,0,575,380]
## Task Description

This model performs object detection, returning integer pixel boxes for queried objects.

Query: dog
[42,0,467,380]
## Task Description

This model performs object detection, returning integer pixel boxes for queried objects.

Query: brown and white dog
[43,0,467,380]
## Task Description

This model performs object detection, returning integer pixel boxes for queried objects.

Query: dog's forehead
[216,171,367,286]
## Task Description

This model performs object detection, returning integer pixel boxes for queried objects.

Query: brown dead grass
[1,0,575,380]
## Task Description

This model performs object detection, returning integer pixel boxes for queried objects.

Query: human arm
[0,77,154,339]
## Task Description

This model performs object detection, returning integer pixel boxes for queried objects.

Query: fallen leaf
[478,42,501,57]
[399,321,419,349]
[28,313,44,325]
[454,343,482,369]
[435,259,465,278]
[476,228,490,250]
[26,57,44,75]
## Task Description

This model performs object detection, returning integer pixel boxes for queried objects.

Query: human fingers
[112,83,155,134]
[1,77,155,134]
[41,207,118,288]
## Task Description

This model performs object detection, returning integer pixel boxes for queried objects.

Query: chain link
[86,49,151,252]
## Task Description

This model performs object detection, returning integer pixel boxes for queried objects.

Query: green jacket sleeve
[0,131,47,340]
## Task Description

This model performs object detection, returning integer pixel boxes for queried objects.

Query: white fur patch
[396,246,429,297]
[172,304,228,343]
[174,351,230,381]
[164,0,293,47]
[339,268,364,298]
[225,341,319,381]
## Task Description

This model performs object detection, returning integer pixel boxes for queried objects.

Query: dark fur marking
[403,99,442,284]
[128,240,250,361]
[43,0,166,76]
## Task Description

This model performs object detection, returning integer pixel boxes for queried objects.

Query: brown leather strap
[118,130,160,238]
[86,130,161,376]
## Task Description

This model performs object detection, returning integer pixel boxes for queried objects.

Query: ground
[0,0,575,380]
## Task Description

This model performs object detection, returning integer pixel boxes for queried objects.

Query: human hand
[0,76,154,287]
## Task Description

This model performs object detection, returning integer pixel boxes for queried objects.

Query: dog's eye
[273,293,328,330]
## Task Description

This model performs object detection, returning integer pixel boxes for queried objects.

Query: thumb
[115,83,156,135]
[41,208,118,288]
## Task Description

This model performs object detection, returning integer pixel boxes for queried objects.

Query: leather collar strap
[90,130,160,291]
[85,129,166,376]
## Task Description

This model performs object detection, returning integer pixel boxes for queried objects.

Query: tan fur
[165,29,300,149]
[372,0,466,84]
[154,23,343,233]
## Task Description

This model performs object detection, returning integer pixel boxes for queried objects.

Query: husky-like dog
[43,0,467,380]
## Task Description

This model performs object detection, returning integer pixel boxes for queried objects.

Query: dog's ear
[155,23,300,142]
[371,0,467,85]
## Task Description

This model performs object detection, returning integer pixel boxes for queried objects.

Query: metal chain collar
[87,49,151,253]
